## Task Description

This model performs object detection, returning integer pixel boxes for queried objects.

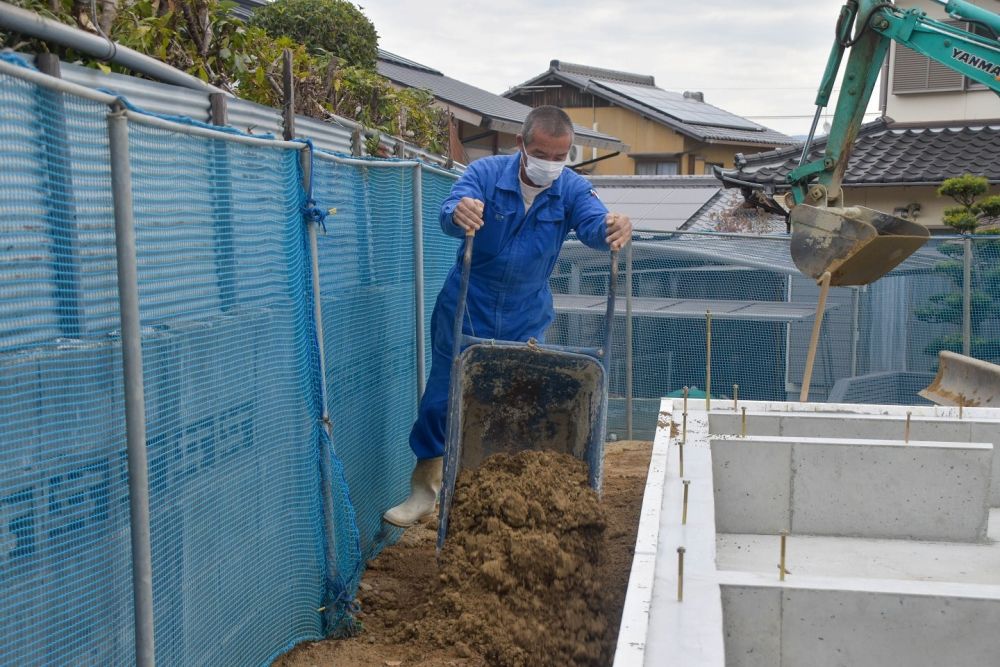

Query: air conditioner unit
[568,143,586,164]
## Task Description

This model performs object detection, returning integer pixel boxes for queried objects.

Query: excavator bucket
[790,204,929,286]
[919,351,1000,408]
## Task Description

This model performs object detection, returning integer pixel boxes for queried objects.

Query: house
[717,0,1000,231]
[230,0,268,20]
[376,51,625,164]
[504,60,796,177]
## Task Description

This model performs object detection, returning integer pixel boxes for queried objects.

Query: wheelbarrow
[436,230,618,552]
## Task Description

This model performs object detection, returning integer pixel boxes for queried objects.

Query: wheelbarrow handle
[451,229,475,365]
[603,249,619,369]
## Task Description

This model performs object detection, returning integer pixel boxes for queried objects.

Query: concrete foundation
[712,435,992,541]
[720,572,1000,667]
[615,399,1000,667]
[709,407,1000,506]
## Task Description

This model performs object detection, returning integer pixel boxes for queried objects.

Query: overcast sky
[361,0,883,137]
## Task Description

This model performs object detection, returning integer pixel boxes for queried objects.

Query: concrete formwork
[615,398,1000,667]
[712,435,993,541]
[709,408,1000,506]
[720,573,1000,667]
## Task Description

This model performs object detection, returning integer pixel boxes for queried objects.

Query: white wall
[884,0,1000,123]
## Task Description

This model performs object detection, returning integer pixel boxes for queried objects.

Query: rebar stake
[905,411,912,444]
[733,384,739,411]
[677,547,686,602]
[705,311,712,411]
[681,386,689,445]
[741,407,747,437]
[679,438,685,478]
[959,399,964,420]
[779,531,788,581]
[682,480,690,525]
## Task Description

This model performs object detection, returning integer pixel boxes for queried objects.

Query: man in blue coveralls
[383,106,632,527]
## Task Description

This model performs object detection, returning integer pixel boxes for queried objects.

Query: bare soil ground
[273,440,652,667]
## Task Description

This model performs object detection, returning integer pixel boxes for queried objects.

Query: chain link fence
[549,232,1000,438]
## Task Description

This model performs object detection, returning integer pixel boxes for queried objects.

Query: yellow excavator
[787,0,1000,406]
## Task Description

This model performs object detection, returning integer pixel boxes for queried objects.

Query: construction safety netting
[0,56,461,666]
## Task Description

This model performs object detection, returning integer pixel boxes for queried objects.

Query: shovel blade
[790,205,929,286]
[919,350,1000,408]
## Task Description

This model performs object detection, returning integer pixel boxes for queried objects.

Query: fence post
[36,53,84,338]
[963,236,972,357]
[625,240,634,441]
[285,51,342,628]
[107,107,156,667]
[413,163,426,399]
[850,287,860,378]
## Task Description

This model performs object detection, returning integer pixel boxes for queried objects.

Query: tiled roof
[717,118,1000,189]
[376,51,625,150]
[507,61,796,148]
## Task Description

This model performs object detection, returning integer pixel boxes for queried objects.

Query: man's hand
[454,197,485,234]
[605,212,632,251]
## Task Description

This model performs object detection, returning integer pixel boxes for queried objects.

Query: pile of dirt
[273,440,652,667]
[397,450,611,667]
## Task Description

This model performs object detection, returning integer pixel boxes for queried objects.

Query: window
[966,22,994,90]
[891,20,990,94]
[635,160,678,176]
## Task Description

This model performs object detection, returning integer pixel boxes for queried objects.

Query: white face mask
[522,150,566,187]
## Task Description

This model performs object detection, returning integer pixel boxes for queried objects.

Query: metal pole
[0,1,223,93]
[413,163,426,398]
[850,287,860,378]
[625,240,634,441]
[705,310,712,411]
[108,108,156,667]
[963,236,972,357]
[282,49,295,141]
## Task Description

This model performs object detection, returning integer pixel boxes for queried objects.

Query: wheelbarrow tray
[436,338,608,551]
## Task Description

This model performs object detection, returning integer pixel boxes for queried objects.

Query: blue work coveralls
[409,152,610,460]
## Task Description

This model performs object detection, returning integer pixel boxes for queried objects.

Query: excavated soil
[274,440,652,667]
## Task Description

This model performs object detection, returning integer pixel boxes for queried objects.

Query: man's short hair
[521,105,574,146]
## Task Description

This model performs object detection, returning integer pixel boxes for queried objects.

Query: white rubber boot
[382,457,443,527]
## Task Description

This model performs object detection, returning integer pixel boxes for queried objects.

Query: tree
[2,0,448,153]
[249,0,378,68]
[915,174,1000,363]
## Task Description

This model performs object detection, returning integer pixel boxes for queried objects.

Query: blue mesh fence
[0,58,467,665]
[1,69,133,666]
[420,166,462,384]
[127,122,329,665]
[311,154,419,565]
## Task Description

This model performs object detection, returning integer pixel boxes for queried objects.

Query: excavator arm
[787,0,1000,407]
[786,0,1000,287]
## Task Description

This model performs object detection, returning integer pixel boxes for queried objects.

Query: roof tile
[720,119,1000,187]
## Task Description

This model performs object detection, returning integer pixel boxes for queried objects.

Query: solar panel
[594,80,763,131]
[594,186,719,233]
